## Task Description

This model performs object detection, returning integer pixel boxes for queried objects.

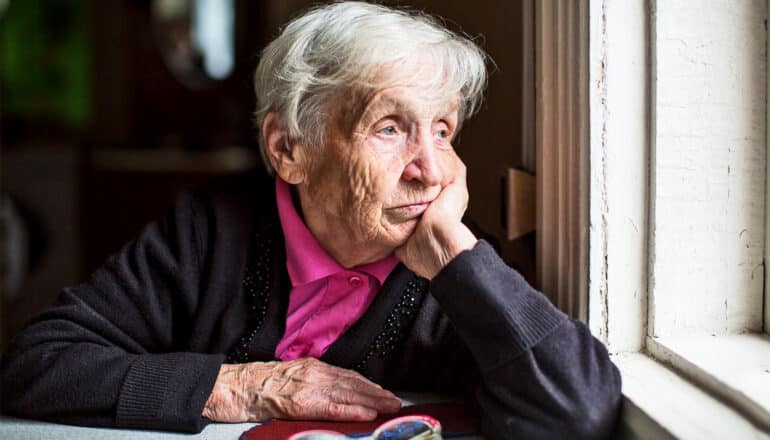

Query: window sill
[647,333,770,432]
[613,351,768,439]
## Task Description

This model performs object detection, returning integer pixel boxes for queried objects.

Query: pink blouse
[273,177,399,360]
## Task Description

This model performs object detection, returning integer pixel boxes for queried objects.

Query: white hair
[254,1,489,174]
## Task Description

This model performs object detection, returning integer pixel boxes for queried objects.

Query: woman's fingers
[327,386,401,413]
[332,369,398,398]
[307,402,378,421]
[308,360,402,412]
[427,155,468,222]
[280,385,398,421]
[301,359,398,399]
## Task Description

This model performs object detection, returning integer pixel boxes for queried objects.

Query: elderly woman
[0,2,621,438]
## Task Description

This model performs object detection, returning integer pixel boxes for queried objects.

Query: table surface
[0,393,484,440]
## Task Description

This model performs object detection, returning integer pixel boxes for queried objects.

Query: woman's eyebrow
[365,96,408,115]
[358,93,460,128]
[436,97,461,119]
[357,96,409,126]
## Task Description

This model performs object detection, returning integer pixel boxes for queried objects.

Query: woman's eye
[377,126,398,136]
[435,126,453,140]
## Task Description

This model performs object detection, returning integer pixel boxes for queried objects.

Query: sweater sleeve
[0,191,225,433]
[430,240,622,439]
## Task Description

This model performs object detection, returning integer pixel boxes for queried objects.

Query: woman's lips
[388,202,431,220]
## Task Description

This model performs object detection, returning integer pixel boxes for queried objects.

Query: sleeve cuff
[430,240,567,370]
[116,352,225,433]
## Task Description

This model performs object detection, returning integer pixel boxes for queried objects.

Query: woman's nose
[401,131,443,186]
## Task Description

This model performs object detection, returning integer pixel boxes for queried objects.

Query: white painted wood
[586,0,649,352]
[586,0,770,434]
[647,333,770,432]
[649,0,767,338]
[615,352,769,439]
[535,0,589,322]
[587,0,608,344]
[616,397,675,440]
[766,0,770,336]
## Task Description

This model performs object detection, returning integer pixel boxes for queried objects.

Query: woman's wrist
[432,223,477,277]
[203,364,241,421]
[203,363,272,422]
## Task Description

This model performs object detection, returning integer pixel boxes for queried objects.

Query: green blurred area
[0,0,91,127]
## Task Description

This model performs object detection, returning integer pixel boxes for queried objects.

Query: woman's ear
[263,112,306,184]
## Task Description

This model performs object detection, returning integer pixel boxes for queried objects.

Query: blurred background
[0,0,535,350]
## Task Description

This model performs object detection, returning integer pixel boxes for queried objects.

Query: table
[0,416,253,440]
[0,393,484,439]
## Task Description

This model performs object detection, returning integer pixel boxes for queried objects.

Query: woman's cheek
[437,148,459,186]
[367,133,408,155]
[361,141,407,185]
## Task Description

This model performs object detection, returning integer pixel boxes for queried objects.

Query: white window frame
[766,10,770,337]
[536,0,770,437]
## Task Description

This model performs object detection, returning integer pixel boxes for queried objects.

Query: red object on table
[239,402,480,440]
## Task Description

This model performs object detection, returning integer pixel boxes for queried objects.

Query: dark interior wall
[1,0,273,347]
[1,146,81,349]
[90,0,269,150]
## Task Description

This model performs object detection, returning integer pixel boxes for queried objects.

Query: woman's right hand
[202,357,402,422]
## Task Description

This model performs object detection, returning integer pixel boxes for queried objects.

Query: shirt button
[348,275,363,287]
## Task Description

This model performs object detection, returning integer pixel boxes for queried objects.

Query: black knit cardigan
[0,170,622,439]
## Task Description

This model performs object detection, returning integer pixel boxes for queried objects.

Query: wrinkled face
[295,77,461,267]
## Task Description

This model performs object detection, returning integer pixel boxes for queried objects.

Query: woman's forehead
[355,86,461,122]
[347,59,461,113]
[329,63,461,134]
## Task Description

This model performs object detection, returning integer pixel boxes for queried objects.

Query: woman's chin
[384,219,420,246]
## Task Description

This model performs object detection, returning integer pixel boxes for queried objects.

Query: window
[537,0,770,436]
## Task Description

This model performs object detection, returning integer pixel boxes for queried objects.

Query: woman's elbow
[561,364,623,439]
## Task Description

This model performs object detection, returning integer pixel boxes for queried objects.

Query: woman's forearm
[429,241,622,439]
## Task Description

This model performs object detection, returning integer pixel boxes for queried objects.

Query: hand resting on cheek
[395,152,478,279]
